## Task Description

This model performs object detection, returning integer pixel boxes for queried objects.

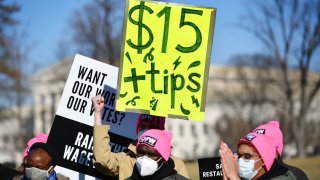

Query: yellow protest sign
[116,0,216,121]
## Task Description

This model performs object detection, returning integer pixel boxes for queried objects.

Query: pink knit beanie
[23,133,48,159]
[239,133,277,171]
[252,120,283,156]
[137,129,172,161]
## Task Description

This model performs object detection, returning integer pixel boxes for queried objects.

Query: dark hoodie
[256,160,296,180]
[126,157,188,180]
[278,159,308,180]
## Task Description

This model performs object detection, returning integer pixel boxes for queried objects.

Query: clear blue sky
[14,0,260,74]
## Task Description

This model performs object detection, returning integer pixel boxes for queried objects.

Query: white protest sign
[48,54,138,179]
[56,54,138,138]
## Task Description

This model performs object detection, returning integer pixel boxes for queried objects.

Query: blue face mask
[238,158,262,180]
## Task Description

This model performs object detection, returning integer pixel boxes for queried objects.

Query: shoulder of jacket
[124,143,137,158]
[271,170,298,180]
[170,156,185,164]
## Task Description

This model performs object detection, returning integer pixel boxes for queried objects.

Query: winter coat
[257,160,297,180]
[278,159,308,180]
[125,157,189,180]
[92,125,189,180]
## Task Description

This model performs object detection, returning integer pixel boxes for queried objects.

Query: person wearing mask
[21,142,59,180]
[126,129,188,180]
[16,133,49,173]
[15,133,68,180]
[252,120,308,180]
[220,132,296,180]
[0,133,47,179]
[92,95,189,180]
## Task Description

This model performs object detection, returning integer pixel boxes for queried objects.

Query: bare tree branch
[218,0,320,157]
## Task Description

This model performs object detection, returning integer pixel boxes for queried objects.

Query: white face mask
[25,166,53,180]
[136,156,162,176]
[137,129,148,139]
[238,158,262,180]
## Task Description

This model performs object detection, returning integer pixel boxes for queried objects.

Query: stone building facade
[30,58,72,135]
[29,58,320,160]
[28,58,245,160]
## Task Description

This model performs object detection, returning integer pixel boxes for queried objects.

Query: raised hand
[91,95,105,125]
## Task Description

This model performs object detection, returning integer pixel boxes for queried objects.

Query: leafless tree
[230,0,320,157]
[0,0,20,105]
[69,0,165,66]
[0,0,31,155]
[213,54,284,150]
[71,0,123,66]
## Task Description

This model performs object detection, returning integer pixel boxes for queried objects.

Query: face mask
[136,156,162,176]
[238,158,262,180]
[25,166,53,180]
[137,129,148,139]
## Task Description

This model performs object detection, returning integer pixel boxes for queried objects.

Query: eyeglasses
[234,152,260,162]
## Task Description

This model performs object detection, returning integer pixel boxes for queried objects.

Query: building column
[54,92,61,114]
[33,93,42,136]
[45,93,52,134]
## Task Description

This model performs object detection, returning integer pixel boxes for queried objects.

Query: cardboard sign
[116,0,216,121]
[47,54,139,179]
[198,157,223,180]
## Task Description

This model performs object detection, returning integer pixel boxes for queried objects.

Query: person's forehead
[238,143,258,154]
[138,144,159,154]
[28,148,52,164]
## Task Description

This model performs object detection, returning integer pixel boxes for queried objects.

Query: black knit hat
[28,142,58,166]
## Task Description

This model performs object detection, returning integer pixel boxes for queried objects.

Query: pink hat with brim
[252,120,283,156]
[23,133,48,159]
[136,114,165,134]
[239,133,276,171]
[137,129,172,161]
